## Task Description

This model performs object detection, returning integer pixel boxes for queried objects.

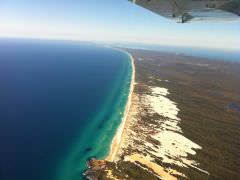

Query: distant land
[85,48,240,180]
[1,38,239,180]
[110,43,240,63]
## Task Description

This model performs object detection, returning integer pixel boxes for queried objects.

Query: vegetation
[85,49,240,180]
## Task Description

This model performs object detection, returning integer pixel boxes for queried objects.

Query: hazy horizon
[0,0,240,50]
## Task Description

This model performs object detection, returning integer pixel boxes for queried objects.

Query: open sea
[0,38,132,180]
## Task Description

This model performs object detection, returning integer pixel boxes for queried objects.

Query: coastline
[105,49,135,161]
[84,49,240,180]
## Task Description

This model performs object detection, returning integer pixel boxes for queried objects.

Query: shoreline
[105,49,135,161]
[84,49,240,179]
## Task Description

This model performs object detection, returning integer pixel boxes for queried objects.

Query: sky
[0,0,239,50]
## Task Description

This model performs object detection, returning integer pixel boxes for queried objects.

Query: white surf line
[105,48,135,161]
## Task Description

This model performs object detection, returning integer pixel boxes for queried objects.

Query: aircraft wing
[129,0,240,23]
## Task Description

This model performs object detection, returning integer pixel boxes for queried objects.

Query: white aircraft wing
[129,0,240,23]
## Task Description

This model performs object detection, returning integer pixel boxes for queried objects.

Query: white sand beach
[105,49,135,161]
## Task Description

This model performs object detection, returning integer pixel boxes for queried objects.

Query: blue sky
[0,0,239,50]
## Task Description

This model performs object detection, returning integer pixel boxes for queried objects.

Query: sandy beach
[85,49,240,180]
[105,50,135,161]
[105,49,208,179]
[105,50,208,179]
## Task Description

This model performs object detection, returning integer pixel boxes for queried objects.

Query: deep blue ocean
[0,38,132,180]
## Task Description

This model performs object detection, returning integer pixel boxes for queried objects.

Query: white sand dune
[106,51,209,178]
[143,86,208,173]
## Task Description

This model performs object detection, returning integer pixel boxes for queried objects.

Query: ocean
[0,38,132,180]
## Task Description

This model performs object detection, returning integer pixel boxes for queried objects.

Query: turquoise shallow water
[56,49,132,180]
[0,38,132,180]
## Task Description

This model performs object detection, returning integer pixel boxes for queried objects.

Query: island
[84,48,240,180]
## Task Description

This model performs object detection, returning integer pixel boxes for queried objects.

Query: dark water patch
[97,114,111,129]
[227,102,240,113]
[84,147,93,154]
[98,123,104,129]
